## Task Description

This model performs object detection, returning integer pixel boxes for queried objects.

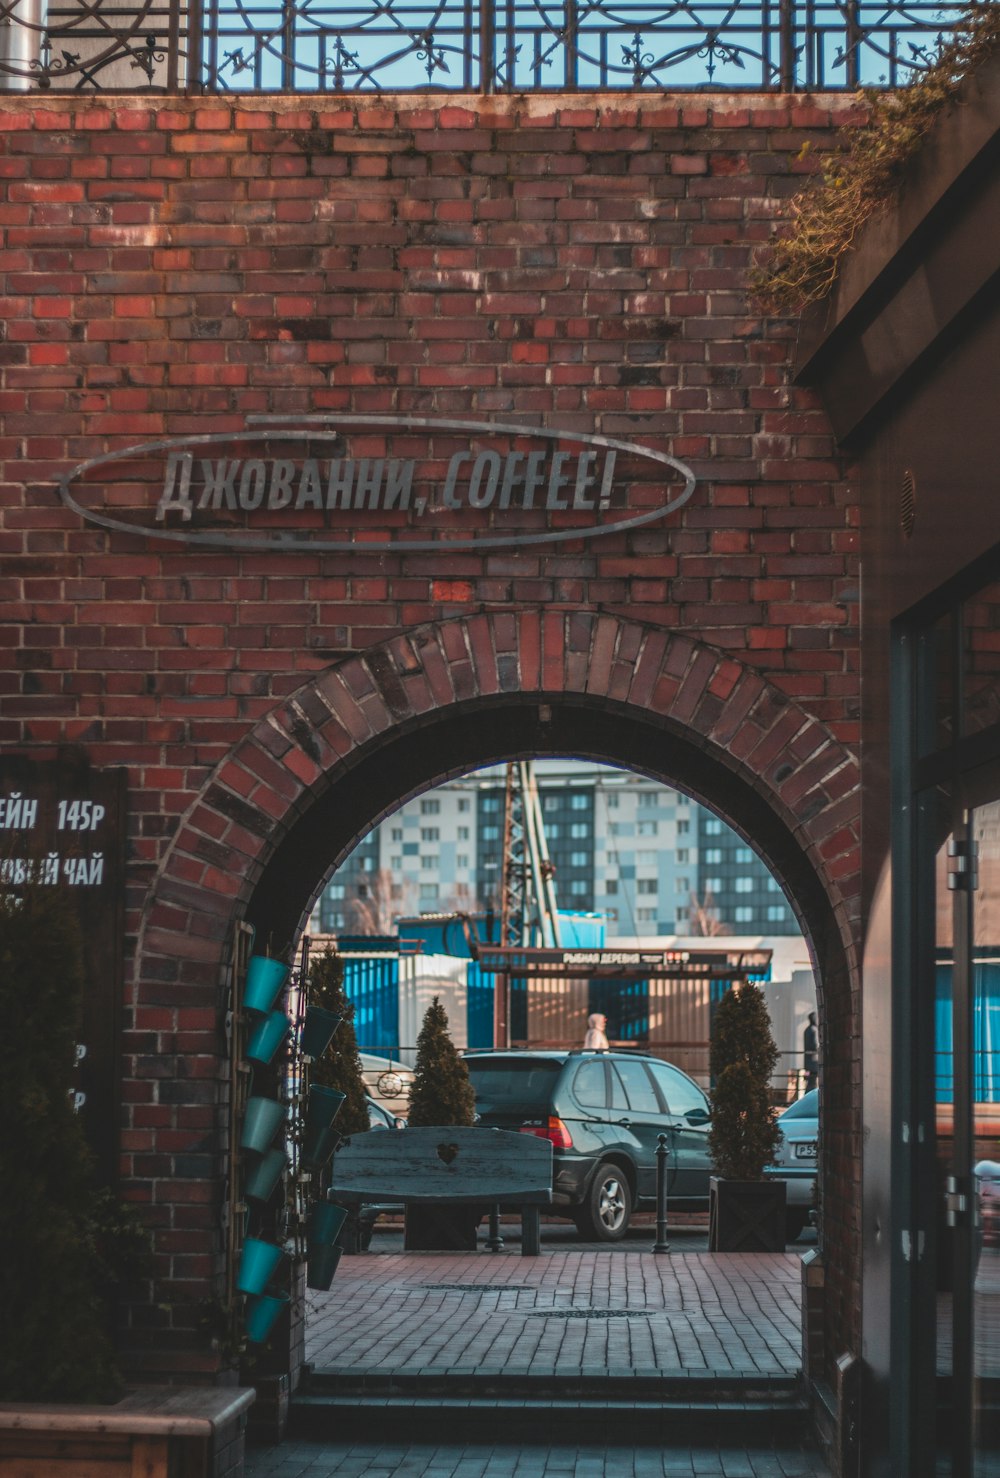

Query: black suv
[465,1050,713,1241]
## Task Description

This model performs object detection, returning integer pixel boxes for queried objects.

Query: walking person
[803,1011,819,1093]
[583,1013,609,1050]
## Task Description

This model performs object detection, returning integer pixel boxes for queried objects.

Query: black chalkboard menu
[0,754,127,1185]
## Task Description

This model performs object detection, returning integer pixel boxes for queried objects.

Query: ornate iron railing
[0,0,969,95]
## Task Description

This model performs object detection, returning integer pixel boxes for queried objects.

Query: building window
[571,851,588,866]
[705,877,722,891]
[638,793,658,808]
[360,856,374,871]
[419,883,439,902]
[606,794,619,809]
[482,825,499,841]
[421,827,439,841]
[606,907,619,921]
[637,821,658,836]
[570,823,589,838]
[421,855,439,869]
[547,824,561,840]
[607,823,621,836]
[421,799,440,815]
[458,799,470,812]
[544,795,560,812]
[705,848,722,864]
[676,877,689,892]
[677,848,689,863]
[767,905,786,921]
[705,817,723,834]
[391,828,403,841]
[734,877,754,893]
[637,879,658,895]
[676,907,688,924]
[571,794,589,810]
[457,826,469,840]
[637,850,656,864]
[735,906,753,923]
[570,880,588,896]
[482,795,501,812]
[390,856,402,870]
[677,819,690,834]
[735,847,753,863]
[454,854,467,869]
[330,882,346,899]
[767,876,781,892]
[604,879,619,894]
[637,907,657,921]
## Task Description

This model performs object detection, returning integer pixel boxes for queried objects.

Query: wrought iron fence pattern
[0,0,969,94]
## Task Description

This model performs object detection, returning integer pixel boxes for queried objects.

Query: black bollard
[652,1131,671,1253]
[486,1203,504,1251]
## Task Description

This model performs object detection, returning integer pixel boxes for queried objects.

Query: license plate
[794,1140,817,1159]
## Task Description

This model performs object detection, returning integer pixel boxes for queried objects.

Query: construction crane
[499,760,562,949]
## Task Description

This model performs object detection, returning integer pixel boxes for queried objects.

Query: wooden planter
[708,1176,787,1252]
[0,1386,254,1478]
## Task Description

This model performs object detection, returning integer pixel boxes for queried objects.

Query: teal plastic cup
[301,1086,346,1166]
[236,1236,284,1296]
[307,1200,349,1248]
[246,1009,291,1065]
[300,1006,343,1059]
[306,1244,343,1292]
[245,1290,290,1343]
[240,1096,286,1154]
[243,1146,288,1204]
[244,955,289,1015]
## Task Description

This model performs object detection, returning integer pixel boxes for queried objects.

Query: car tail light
[519,1116,573,1150]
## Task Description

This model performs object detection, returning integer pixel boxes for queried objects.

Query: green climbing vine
[749,2,1000,315]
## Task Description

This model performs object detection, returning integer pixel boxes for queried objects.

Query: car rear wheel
[574,1164,632,1241]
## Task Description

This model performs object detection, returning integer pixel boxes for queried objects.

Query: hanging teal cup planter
[243,955,289,1015]
[244,1146,288,1204]
[306,1243,343,1292]
[301,1086,346,1166]
[307,1200,349,1248]
[301,1124,339,1169]
[236,1236,284,1296]
[240,1096,286,1154]
[246,1009,291,1066]
[245,1290,290,1344]
[300,1006,343,1059]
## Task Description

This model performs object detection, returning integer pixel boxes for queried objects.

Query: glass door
[971,801,1000,1475]
[934,792,1000,1476]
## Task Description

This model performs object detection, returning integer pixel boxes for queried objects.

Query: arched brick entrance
[134,610,859,1375]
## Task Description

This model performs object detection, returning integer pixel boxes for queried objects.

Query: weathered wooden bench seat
[331,1125,553,1255]
[0,1385,255,1478]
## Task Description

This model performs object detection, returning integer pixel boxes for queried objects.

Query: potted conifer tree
[309,947,374,1253]
[403,997,478,1251]
[707,980,786,1251]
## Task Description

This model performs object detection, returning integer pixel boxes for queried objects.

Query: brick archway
[139,609,859,982]
[133,608,861,1377]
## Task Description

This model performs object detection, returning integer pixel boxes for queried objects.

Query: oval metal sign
[58,415,696,553]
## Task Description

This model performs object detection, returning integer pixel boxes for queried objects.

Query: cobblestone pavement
[246,1439,831,1476]
[305,1247,802,1375]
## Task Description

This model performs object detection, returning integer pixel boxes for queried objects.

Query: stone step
[291,1368,809,1443]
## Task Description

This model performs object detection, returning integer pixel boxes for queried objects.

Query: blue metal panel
[556,911,606,948]
[466,961,494,1050]
[342,955,399,1054]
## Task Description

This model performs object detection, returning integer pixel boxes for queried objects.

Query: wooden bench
[331,1125,553,1255]
[0,1385,255,1478]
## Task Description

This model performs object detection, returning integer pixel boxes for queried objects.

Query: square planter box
[708,1175,787,1252]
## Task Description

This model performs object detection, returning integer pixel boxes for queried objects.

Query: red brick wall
[0,93,864,1380]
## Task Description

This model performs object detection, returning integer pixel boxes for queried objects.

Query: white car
[766,1088,818,1241]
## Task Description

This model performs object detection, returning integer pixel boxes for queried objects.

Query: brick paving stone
[245,1443,831,1478]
